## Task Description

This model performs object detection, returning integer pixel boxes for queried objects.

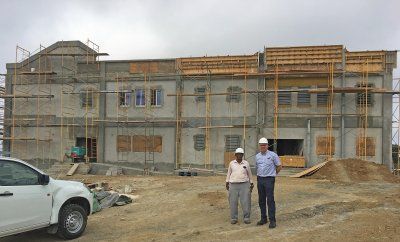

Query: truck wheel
[57,203,87,239]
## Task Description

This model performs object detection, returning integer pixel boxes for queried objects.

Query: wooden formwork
[177,54,259,75]
[280,156,306,168]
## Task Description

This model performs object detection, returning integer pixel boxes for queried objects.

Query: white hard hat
[234,147,244,154]
[258,137,268,144]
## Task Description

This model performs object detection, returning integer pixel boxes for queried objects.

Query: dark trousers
[257,176,276,222]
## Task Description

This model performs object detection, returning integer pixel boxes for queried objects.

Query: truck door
[0,159,52,236]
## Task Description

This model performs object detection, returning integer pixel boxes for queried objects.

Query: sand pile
[310,158,400,183]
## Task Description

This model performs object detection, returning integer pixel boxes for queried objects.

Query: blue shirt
[255,151,281,177]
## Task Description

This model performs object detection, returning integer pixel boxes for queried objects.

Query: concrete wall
[104,126,176,169]
[180,127,258,168]
[105,80,176,119]
[181,78,258,118]
[12,83,100,118]
[343,76,383,116]
[4,41,395,171]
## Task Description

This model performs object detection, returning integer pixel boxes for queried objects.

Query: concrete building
[3,41,398,171]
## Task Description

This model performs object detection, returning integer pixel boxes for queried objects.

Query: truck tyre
[57,203,88,239]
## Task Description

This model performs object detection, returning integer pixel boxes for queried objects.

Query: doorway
[269,139,304,156]
[76,137,97,162]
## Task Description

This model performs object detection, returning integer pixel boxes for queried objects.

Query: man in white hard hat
[225,147,254,224]
[255,137,281,229]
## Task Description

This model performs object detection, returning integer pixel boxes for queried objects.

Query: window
[317,93,328,105]
[135,89,146,107]
[225,135,241,152]
[195,86,206,102]
[194,134,205,151]
[80,91,93,108]
[317,85,328,106]
[356,83,373,107]
[297,87,310,105]
[119,91,132,107]
[151,89,163,106]
[0,160,40,186]
[278,92,291,105]
[226,86,242,102]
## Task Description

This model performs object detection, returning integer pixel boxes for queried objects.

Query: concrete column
[382,72,393,169]
[174,75,182,169]
[97,62,106,162]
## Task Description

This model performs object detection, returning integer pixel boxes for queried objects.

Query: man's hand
[250,183,254,193]
[226,182,229,191]
[276,165,282,174]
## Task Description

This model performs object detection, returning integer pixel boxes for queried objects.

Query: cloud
[0,0,399,76]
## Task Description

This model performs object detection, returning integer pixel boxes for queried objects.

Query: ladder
[91,138,97,161]
[144,122,155,174]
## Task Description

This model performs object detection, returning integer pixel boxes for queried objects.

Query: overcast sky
[0,0,399,76]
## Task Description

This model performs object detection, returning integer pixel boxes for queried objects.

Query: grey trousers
[228,182,251,221]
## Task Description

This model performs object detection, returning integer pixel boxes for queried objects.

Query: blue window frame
[135,89,145,107]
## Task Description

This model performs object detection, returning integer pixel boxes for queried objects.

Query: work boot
[269,221,276,229]
[256,219,267,226]
[231,220,238,224]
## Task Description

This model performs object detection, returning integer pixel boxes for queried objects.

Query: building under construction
[3,40,398,171]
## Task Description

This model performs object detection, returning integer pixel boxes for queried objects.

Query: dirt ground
[2,172,400,242]
[310,158,400,183]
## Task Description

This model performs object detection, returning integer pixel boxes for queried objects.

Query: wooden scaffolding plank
[66,163,80,176]
[290,161,329,178]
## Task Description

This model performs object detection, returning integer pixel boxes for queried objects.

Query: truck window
[0,160,40,186]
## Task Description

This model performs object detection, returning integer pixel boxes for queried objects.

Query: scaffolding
[143,72,155,173]
[326,62,334,159]
[4,42,398,174]
[4,44,54,167]
[392,78,400,175]
[58,40,100,164]
[357,60,369,160]
[2,40,106,170]
[273,59,279,152]
[0,75,4,151]
[175,72,183,169]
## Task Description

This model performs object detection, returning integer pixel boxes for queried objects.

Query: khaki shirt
[226,159,253,183]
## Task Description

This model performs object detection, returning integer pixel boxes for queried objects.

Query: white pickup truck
[0,157,93,239]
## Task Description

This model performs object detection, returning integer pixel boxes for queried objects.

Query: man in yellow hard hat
[225,147,254,224]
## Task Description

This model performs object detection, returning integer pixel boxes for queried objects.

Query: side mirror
[39,174,50,185]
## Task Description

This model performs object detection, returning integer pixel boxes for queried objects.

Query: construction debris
[175,166,226,176]
[122,184,132,194]
[88,181,134,214]
[106,166,123,176]
[176,168,198,177]
[98,192,120,209]
[87,182,110,190]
